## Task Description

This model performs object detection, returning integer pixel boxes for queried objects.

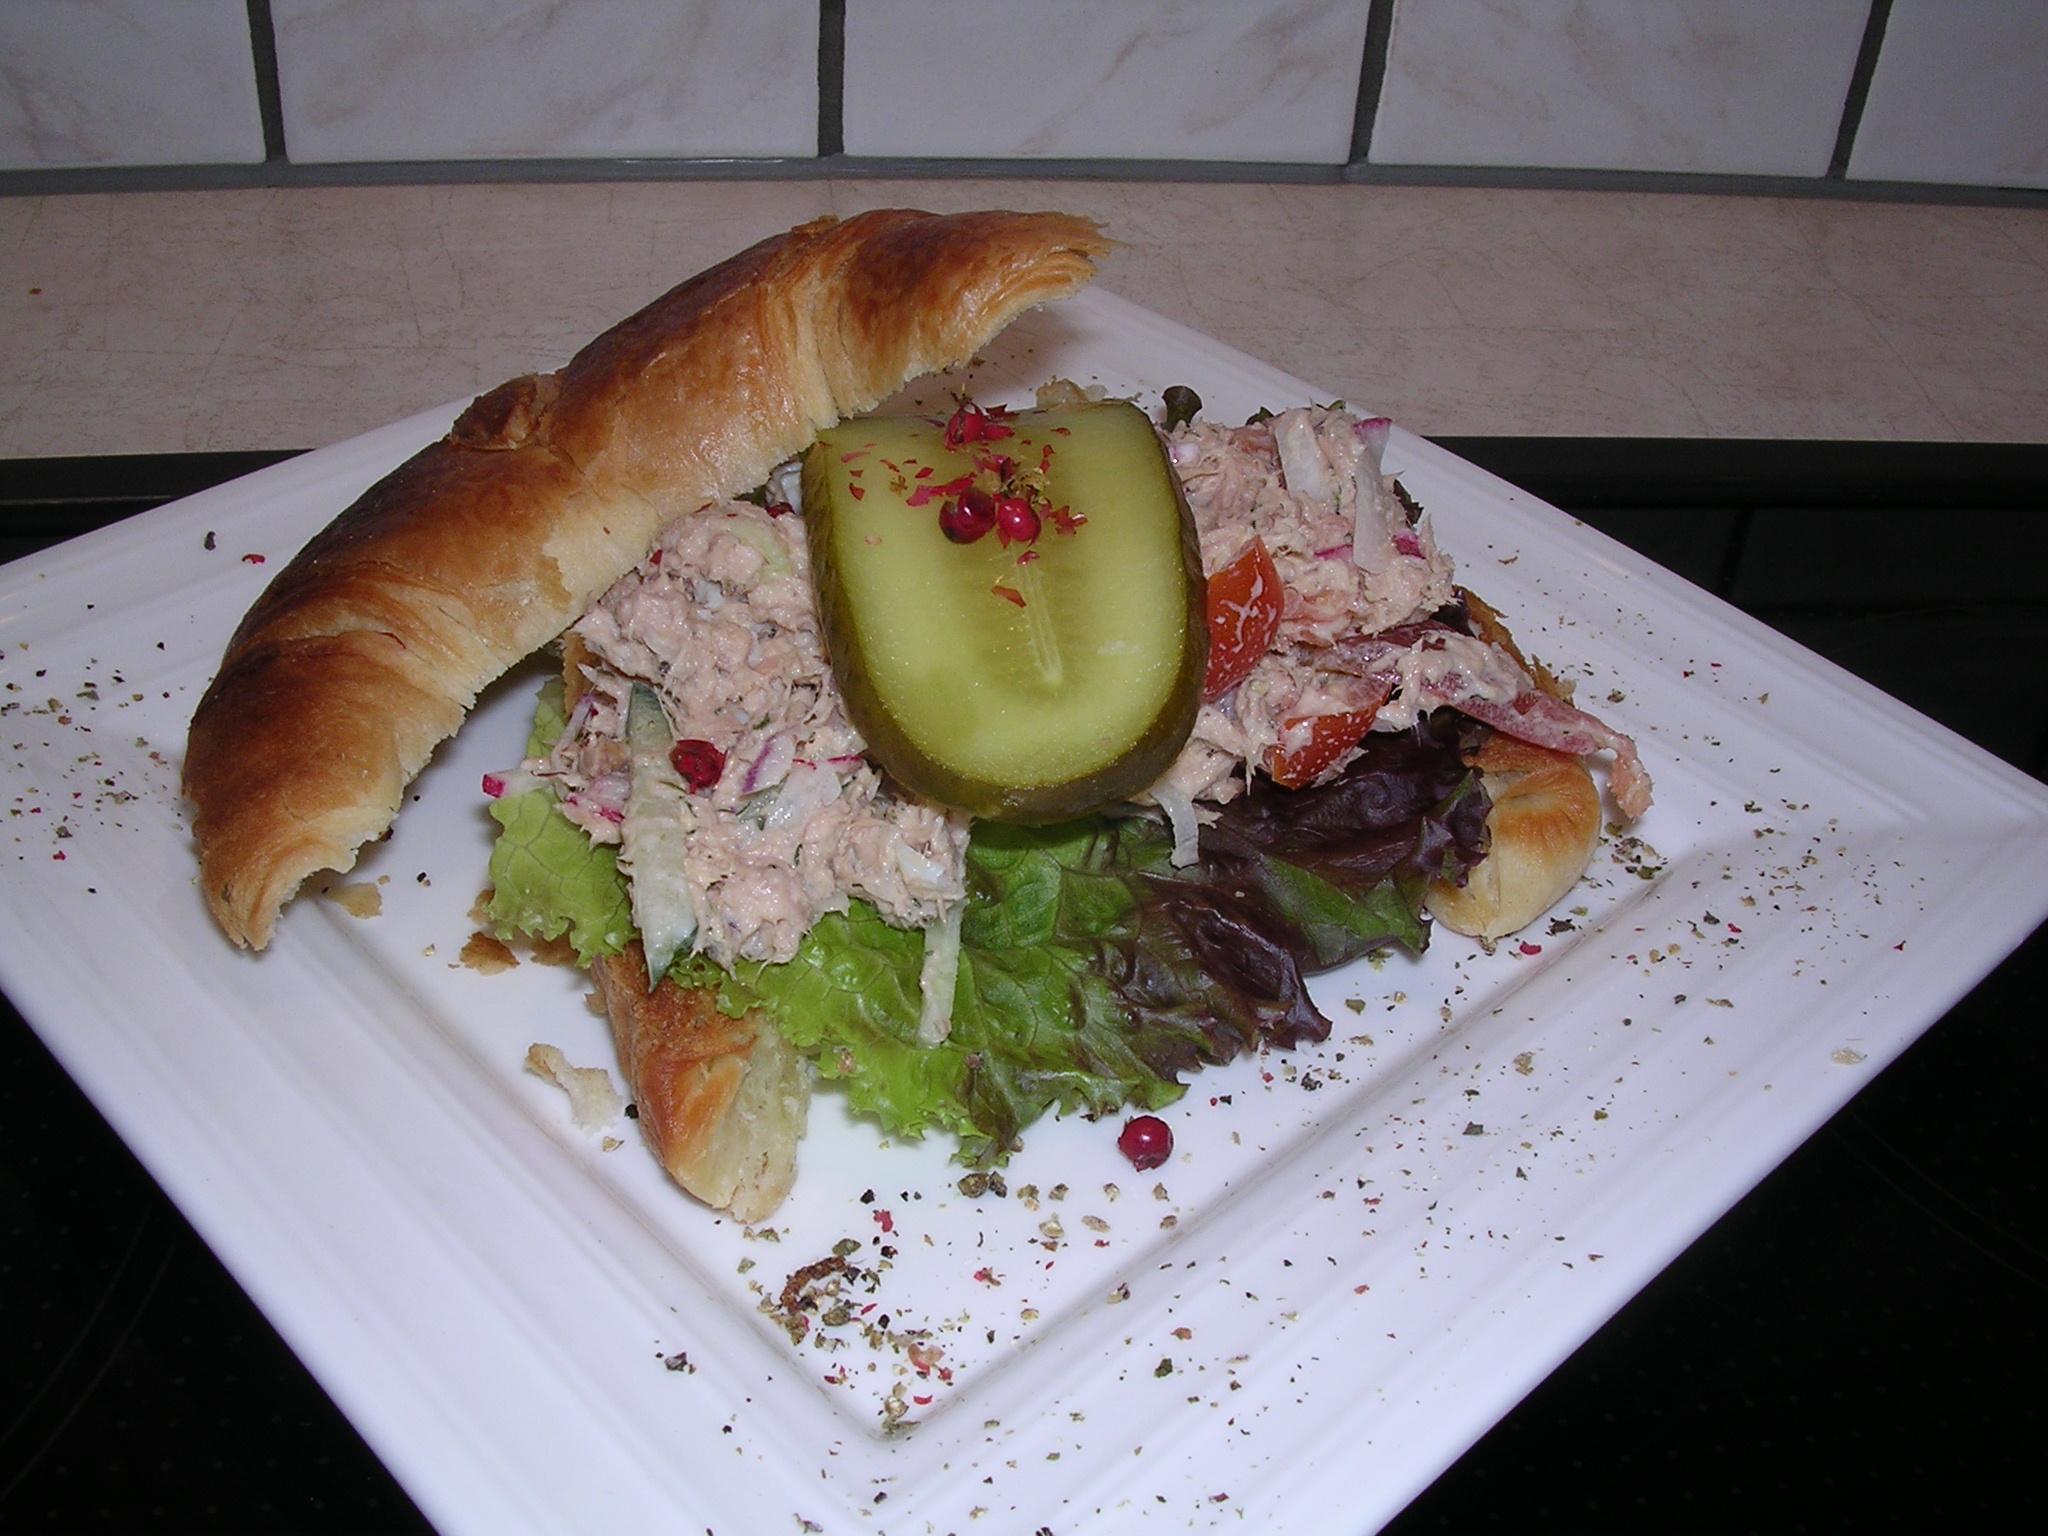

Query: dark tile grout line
[244,0,288,164]
[816,0,845,161]
[1333,160,2045,207]
[6,0,2045,208]
[1829,0,1893,180]
[1348,0,1398,166]
[4,153,2044,208]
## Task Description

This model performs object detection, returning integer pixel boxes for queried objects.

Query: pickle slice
[804,401,1206,822]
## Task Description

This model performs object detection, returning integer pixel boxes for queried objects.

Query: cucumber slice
[804,401,1205,822]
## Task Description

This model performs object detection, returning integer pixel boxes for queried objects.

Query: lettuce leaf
[486,681,1487,1162]
[483,679,632,962]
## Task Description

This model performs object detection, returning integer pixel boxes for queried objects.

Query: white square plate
[4,289,2044,1534]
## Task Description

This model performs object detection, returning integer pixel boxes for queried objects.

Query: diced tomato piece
[1265,702,1384,789]
[1203,537,1283,699]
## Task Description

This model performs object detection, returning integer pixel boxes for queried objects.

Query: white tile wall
[0,0,265,170]
[0,0,2040,195]
[1848,0,2048,189]
[271,0,817,163]
[1370,0,1870,176]
[842,0,1369,163]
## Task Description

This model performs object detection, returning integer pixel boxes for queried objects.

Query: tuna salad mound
[543,499,968,969]
[1154,404,1649,821]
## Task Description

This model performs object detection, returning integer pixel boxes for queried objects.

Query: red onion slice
[739,732,795,796]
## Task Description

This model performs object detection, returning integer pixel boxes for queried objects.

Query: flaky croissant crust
[1425,732,1604,941]
[184,209,1112,948]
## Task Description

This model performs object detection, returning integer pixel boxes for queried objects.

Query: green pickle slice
[804,401,1206,822]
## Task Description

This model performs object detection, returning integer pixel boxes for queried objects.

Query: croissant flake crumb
[524,1042,624,1131]
[460,931,517,973]
[321,879,383,918]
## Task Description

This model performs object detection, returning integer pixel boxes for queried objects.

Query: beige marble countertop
[4,178,2045,458]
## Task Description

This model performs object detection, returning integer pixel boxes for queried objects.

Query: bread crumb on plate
[320,880,383,919]
[525,1043,625,1131]
[460,931,518,973]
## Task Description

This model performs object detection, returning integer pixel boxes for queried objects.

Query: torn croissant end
[592,942,811,1224]
[1425,734,1603,941]
[182,209,1113,949]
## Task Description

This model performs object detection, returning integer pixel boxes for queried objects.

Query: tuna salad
[523,396,1649,980]
[1152,404,1651,824]
[536,497,968,971]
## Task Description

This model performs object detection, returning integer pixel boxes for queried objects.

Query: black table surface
[2,440,2043,1533]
